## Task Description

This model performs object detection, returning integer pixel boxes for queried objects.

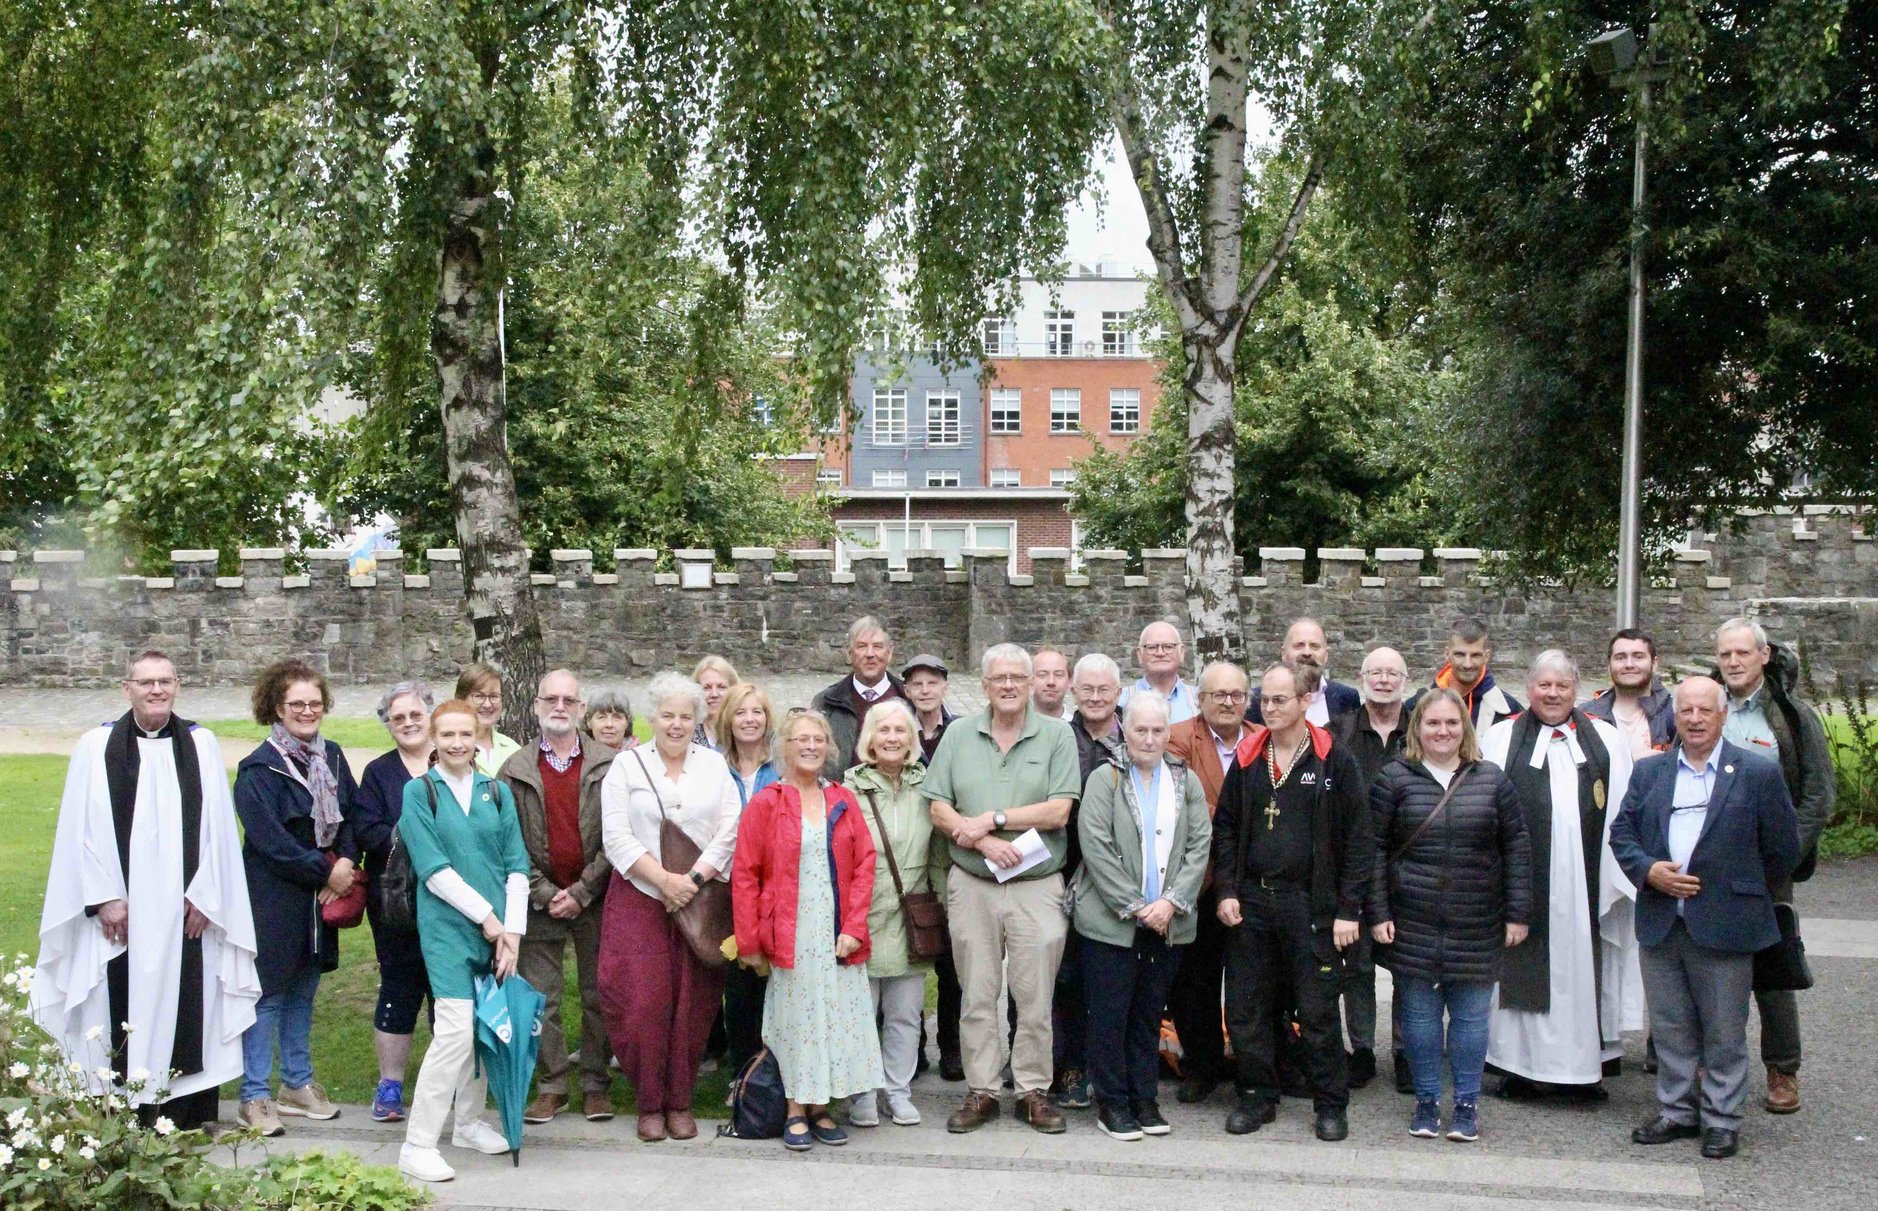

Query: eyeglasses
[1363,669,1405,680]
[1204,690,1248,704]
[535,695,581,708]
[1139,643,1180,655]
[386,711,427,726]
[986,674,1029,687]
[468,692,501,705]
[283,700,325,714]
[128,678,178,691]
[1255,693,1296,709]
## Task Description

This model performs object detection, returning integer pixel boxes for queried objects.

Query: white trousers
[405,997,488,1149]
[869,974,927,1101]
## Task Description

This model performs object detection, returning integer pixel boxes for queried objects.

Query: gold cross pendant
[1265,801,1280,831]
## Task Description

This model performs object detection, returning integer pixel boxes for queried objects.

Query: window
[1109,388,1141,434]
[1050,388,1081,433]
[815,468,843,488]
[989,468,1021,488]
[1101,312,1136,356]
[871,387,906,446]
[926,469,961,488]
[837,520,1018,572]
[925,390,961,446]
[1045,309,1076,356]
[981,317,1014,356]
[1050,469,1077,488]
[990,388,1022,434]
[871,469,907,488]
[751,394,773,426]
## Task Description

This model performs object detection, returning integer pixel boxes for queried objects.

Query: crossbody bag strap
[629,747,673,822]
[1391,766,1470,866]
[864,789,908,900]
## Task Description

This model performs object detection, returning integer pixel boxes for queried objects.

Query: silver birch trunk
[1183,334,1242,666]
[432,179,545,740]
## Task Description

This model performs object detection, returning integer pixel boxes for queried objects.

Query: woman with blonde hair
[732,710,882,1150]
[716,680,780,1073]
[691,655,741,750]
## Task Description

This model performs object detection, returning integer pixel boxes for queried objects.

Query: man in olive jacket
[500,670,619,1124]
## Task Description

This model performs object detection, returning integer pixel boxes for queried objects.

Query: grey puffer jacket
[1366,757,1532,986]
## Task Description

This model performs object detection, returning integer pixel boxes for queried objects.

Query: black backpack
[373,778,439,933]
[717,1047,787,1139]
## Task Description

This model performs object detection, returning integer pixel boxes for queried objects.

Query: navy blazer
[234,738,361,992]
[1246,678,1361,725]
[1608,740,1799,954]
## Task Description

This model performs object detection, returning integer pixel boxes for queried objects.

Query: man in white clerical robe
[1481,649,1642,1097]
[32,650,259,1129]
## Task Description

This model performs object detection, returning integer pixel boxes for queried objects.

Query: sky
[1062,139,1153,273]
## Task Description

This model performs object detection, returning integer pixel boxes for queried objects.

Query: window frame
[1049,388,1082,434]
[871,386,908,446]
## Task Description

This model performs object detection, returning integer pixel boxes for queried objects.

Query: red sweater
[539,752,585,888]
[732,781,877,969]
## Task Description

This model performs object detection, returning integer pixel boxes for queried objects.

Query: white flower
[37,1156,51,1171]
[128,1067,150,1084]
[5,1108,24,1128]
[0,1143,12,1167]
[152,1117,175,1137]
[7,1062,27,1079]
[1,972,15,988]
[12,1126,38,1149]
[49,1136,65,1155]
[78,1144,95,1161]
[83,1024,104,1042]
[94,1066,115,1084]
[120,1021,136,1035]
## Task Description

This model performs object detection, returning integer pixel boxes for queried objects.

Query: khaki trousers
[946,867,1067,1095]
[517,903,611,1096]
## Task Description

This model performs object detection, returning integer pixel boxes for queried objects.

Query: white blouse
[601,744,741,898]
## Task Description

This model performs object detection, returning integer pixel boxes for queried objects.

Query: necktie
[862,689,879,702]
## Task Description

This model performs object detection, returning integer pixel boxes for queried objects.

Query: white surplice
[1481,716,1642,1084]
[31,724,260,1105]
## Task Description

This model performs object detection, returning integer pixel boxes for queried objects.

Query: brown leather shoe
[523,1093,565,1124]
[1017,1090,1067,1134]
[636,1111,668,1142]
[1764,1067,1801,1114]
[583,1092,614,1122]
[665,1109,698,1140]
[946,1092,1001,1133]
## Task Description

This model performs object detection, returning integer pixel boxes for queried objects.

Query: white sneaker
[399,1144,455,1183]
[848,1092,881,1127]
[451,1119,512,1155]
[886,1094,921,1126]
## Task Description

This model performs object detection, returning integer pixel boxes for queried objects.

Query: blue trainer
[372,1078,407,1123]
[1447,1100,1479,1143]
[1409,1100,1441,1138]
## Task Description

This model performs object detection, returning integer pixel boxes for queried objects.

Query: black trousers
[723,962,769,1075]
[1223,886,1348,1112]
[933,951,962,1058]
[1053,925,1087,1075]
[1166,884,1228,1081]
[138,1086,220,1131]
[1084,930,1181,1109]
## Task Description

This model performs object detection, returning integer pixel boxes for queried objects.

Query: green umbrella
[473,972,547,1166]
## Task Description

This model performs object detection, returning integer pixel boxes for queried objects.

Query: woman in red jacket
[732,709,883,1151]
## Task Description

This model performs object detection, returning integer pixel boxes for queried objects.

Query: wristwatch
[993,811,1008,830]
[687,871,705,887]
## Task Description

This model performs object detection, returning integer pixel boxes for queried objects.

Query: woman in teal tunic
[395,699,532,1184]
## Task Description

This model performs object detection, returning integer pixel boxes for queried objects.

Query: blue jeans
[242,967,321,1102]
[1396,977,1493,1104]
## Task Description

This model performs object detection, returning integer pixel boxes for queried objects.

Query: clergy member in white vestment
[32,650,259,1130]
[1480,650,1641,1096]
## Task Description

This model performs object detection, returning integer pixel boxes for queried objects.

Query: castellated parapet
[2,509,1872,687]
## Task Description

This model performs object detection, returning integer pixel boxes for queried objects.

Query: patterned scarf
[270,723,343,848]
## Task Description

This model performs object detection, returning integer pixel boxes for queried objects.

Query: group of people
[30,608,1829,1179]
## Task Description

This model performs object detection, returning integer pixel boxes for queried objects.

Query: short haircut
[538,668,582,698]
[252,658,331,726]
[1675,678,1726,711]
[1607,627,1657,660]
[1137,620,1184,646]
[430,698,480,734]
[854,698,920,766]
[1198,660,1249,690]
[1528,649,1580,682]
[1261,659,1320,696]
[981,642,1032,679]
[1122,689,1171,729]
[1031,645,1070,668]
[126,648,176,678]
[1448,616,1490,645]
[713,682,777,752]
[847,615,891,649]
[584,686,633,727]
[1072,652,1122,685]
[376,680,436,723]
[645,670,706,721]
[692,653,740,687]
[454,661,503,699]
[773,707,835,769]
[1402,687,1483,764]
[1715,616,1769,648]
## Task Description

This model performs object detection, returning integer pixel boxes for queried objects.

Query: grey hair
[1137,619,1185,646]
[646,670,706,720]
[980,642,1033,679]
[1528,649,1580,683]
[1197,660,1249,690]
[1121,689,1171,729]
[1674,677,1727,711]
[376,680,436,722]
[847,615,892,649]
[1715,616,1769,648]
[1072,652,1122,685]
[854,698,919,767]
[584,685,633,723]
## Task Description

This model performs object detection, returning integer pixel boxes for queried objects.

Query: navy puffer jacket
[1366,757,1532,986]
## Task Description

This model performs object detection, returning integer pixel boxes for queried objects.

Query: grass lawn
[0,750,731,1116]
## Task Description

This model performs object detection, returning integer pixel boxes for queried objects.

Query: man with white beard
[1481,650,1640,1099]
[33,650,259,1129]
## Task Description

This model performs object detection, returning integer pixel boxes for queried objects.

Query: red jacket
[732,780,877,969]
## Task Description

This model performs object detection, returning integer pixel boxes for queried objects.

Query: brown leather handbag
[632,750,733,969]
[865,790,950,964]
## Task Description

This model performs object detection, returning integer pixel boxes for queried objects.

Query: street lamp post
[1587,27,1667,629]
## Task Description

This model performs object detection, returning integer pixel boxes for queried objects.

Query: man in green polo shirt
[927,643,1083,1135]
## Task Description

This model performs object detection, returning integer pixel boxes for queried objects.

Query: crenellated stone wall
[3,508,1873,688]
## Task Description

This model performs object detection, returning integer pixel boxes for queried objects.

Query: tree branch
[1225,153,1323,345]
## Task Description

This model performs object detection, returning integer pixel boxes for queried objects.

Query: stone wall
[3,508,1872,689]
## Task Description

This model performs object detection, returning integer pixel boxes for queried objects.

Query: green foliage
[244,1150,429,1211]
[1820,681,1878,856]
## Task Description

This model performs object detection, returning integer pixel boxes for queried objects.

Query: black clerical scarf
[101,711,205,1082]
[1499,708,1610,1015]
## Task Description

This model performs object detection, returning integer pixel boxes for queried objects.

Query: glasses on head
[1204,690,1248,704]
[1139,643,1180,655]
[128,677,178,691]
[283,700,325,714]
[468,691,501,705]
[1256,693,1296,709]
[535,695,581,708]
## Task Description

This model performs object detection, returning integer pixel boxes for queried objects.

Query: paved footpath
[240,861,1875,1211]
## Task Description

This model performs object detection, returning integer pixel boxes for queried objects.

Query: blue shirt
[1669,748,1718,914]
[1722,683,1779,757]
[1131,763,1164,901]
[1125,677,1198,725]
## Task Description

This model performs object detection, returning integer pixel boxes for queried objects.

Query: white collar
[1531,718,1587,768]
[852,674,891,698]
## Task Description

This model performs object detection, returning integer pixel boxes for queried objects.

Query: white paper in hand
[991,828,1052,883]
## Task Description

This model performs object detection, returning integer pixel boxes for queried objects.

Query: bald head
[1136,621,1186,685]
[1359,646,1409,707]
[1282,618,1329,670]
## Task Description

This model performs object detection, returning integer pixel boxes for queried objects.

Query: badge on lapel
[1592,779,1606,810]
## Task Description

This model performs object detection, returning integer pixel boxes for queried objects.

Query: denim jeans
[242,966,321,1102]
[1396,977,1493,1104]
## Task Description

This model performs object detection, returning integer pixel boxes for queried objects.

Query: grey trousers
[1641,921,1754,1131]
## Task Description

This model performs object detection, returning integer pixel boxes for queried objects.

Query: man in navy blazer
[1609,677,1799,1160]
[1244,618,1361,726]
